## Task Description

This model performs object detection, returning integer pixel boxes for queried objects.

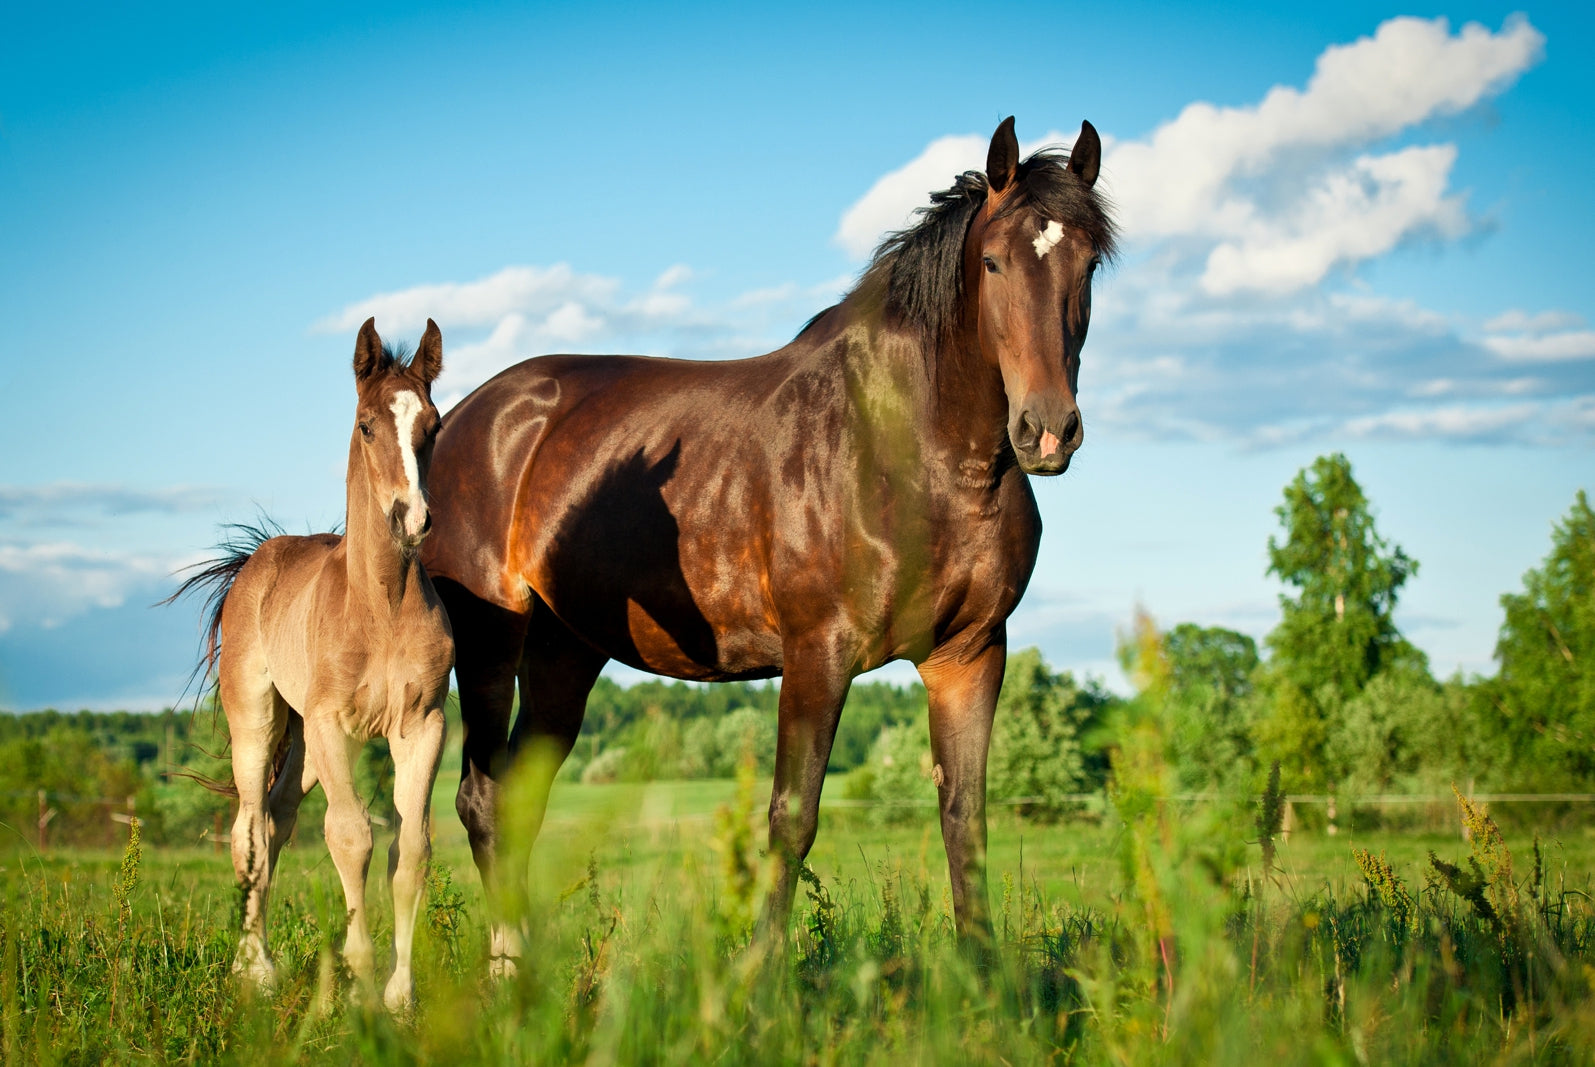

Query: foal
[175,319,453,1009]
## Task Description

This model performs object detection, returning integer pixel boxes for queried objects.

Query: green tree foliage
[1479,490,1595,789]
[987,648,1107,818]
[1159,624,1259,789]
[1254,453,1424,788]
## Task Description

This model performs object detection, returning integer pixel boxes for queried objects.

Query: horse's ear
[413,319,444,386]
[1069,120,1101,188]
[987,116,1019,194]
[353,317,383,381]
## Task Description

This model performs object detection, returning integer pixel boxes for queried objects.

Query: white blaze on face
[1033,220,1065,259]
[389,390,427,536]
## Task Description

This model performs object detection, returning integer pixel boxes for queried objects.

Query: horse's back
[220,532,342,709]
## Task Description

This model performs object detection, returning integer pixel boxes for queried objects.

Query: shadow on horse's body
[423,117,1117,965]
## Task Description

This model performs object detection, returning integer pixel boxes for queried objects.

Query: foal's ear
[353,317,384,381]
[1069,120,1101,188]
[987,116,1020,194]
[413,319,444,386]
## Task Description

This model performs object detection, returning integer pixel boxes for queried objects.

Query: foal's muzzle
[389,503,432,549]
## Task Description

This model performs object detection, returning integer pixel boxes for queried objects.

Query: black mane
[822,147,1118,343]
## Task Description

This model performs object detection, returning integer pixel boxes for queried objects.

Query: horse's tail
[161,518,287,798]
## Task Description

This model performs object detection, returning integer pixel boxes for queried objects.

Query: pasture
[5,772,1595,1064]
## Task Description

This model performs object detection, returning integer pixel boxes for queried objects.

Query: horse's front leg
[384,702,447,1011]
[918,633,1006,946]
[760,644,851,941]
[305,711,376,988]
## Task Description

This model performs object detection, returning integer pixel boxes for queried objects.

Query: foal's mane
[818,147,1118,344]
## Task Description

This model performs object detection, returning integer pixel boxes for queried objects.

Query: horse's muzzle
[1011,408,1081,476]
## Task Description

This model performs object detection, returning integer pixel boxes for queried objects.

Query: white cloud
[1341,403,1540,440]
[1484,309,1583,333]
[0,541,177,632]
[1200,145,1467,295]
[834,16,1541,295]
[325,263,857,410]
[0,483,224,523]
[1483,330,1595,362]
[314,264,620,336]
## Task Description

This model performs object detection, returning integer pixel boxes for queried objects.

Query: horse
[171,319,454,1009]
[422,116,1116,966]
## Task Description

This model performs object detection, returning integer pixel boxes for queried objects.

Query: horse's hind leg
[503,602,607,886]
[383,700,447,1012]
[760,639,851,942]
[220,653,288,989]
[305,709,376,987]
[438,578,531,976]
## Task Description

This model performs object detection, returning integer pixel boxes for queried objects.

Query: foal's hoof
[383,972,415,1013]
[232,953,278,993]
[488,953,520,981]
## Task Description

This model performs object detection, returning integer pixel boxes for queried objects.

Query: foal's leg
[266,707,318,872]
[918,634,1006,946]
[760,641,851,940]
[383,704,446,1011]
[305,711,376,985]
[221,663,289,988]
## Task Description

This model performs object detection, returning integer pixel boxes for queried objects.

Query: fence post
[1326,792,1338,837]
[37,790,48,851]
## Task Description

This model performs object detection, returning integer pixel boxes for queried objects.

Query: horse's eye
[359,422,373,439]
[1089,258,1101,274]
[983,256,999,274]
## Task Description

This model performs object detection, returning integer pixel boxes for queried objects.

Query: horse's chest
[339,637,450,739]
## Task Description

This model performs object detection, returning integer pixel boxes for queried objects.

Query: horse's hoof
[383,973,415,1013]
[488,954,520,981]
[233,954,278,992]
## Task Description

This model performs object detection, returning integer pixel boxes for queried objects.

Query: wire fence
[8,786,1592,852]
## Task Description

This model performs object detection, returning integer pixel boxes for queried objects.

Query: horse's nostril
[1016,412,1041,449]
[1062,410,1080,444]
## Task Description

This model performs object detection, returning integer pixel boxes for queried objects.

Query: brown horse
[423,117,1116,964]
[173,320,453,1009]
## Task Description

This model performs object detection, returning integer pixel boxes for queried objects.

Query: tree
[987,648,1104,819]
[1480,490,1595,789]
[1256,453,1422,787]
[1161,623,1259,788]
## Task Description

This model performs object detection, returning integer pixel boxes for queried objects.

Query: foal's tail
[163,518,284,695]
[161,519,290,800]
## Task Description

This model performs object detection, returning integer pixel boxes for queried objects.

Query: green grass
[5,777,1595,1064]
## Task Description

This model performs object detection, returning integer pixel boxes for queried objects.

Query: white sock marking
[1033,220,1064,259]
[390,390,425,533]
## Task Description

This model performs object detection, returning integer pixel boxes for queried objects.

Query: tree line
[2,453,1590,845]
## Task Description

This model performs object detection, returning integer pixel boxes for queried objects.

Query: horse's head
[968,117,1111,476]
[351,317,444,551]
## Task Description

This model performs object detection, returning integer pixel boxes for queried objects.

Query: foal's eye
[983,256,999,274]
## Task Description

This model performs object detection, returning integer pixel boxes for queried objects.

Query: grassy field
[5,774,1595,1064]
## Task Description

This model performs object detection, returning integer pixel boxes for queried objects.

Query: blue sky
[2,3,1591,709]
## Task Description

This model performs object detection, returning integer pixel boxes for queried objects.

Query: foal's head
[351,317,444,551]
[967,117,1114,475]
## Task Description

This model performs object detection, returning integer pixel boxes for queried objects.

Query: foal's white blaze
[390,390,427,537]
[1032,220,1064,259]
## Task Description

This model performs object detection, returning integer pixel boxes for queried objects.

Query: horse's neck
[832,317,1009,466]
[343,457,416,616]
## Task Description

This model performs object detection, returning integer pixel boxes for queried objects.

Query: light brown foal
[180,319,452,1009]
